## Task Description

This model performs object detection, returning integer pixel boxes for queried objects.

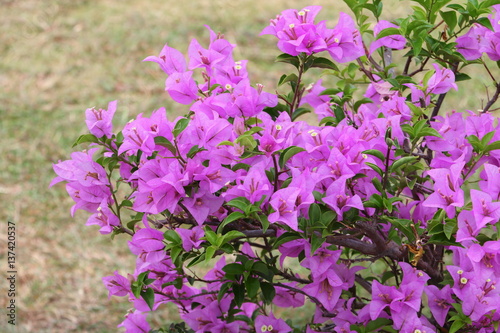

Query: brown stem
[274,270,310,284]
[177,201,197,224]
[236,229,276,239]
[482,82,500,113]
[427,20,444,35]
[289,55,306,116]
[115,226,134,236]
[481,59,498,85]
[408,57,430,77]
[430,92,447,121]
[272,154,280,193]
[403,56,413,76]
[355,274,372,294]
[357,58,376,81]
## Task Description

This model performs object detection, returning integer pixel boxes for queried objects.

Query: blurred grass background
[0,0,497,332]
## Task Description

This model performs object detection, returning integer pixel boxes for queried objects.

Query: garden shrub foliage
[52,1,500,332]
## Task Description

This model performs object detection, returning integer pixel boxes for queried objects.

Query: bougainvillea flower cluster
[53,2,500,332]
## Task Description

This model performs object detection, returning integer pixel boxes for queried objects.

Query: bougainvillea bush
[52,0,500,332]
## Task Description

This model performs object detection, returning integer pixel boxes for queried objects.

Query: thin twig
[355,274,372,294]
[482,83,500,113]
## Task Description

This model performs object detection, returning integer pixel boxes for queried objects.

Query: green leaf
[232,282,246,307]
[349,325,366,333]
[114,131,124,144]
[141,288,155,311]
[154,136,176,154]
[223,263,245,275]
[402,123,414,138]
[333,105,346,122]
[169,246,182,265]
[218,140,234,147]
[444,219,457,240]
[309,57,339,71]
[390,156,418,172]
[406,101,424,116]
[376,27,401,39]
[278,73,298,87]
[427,231,459,246]
[217,212,245,233]
[343,0,363,17]
[481,0,500,8]
[235,133,257,150]
[252,261,272,281]
[164,229,182,244]
[387,218,417,243]
[257,214,270,233]
[419,127,442,138]
[451,302,463,313]
[209,83,222,93]
[455,73,471,82]
[449,320,466,333]
[383,197,394,213]
[476,17,494,31]
[279,146,306,169]
[205,246,216,262]
[319,116,338,126]
[485,140,500,153]
[232,163,250,172]
[440,10,457,31]
[310,233,325,255]
[410,36,424,57]
[291,107,311,121]
[244,259,254,271]
[136,270,150,284]
[218,282,232,302]
[203,228,219,245]
[173,118,190,137]
[366,318,393,332]
[245,276,260,299]
[187,253,206,267]
[120,199,133,208]
[362,149,385,162]
[260,282,275,304]
[219,230,246,245]
[72,134,99,147]
[186,145,207,159]
[365,162,384,177]
[447,4,464,11]
[131,271,150,298]
[319,88,342,96]
[346,62,359,79]
[320,210,335,226]
[372,177,384,193]
[406,18,434,34]
[263,103,288,120]
[381,270,395,284]
[226,197,251,212]
[467,134,482,152]
[353,98,373,112]
[481,131,495,147]
[275,53,300,69]
[308,203,322,223]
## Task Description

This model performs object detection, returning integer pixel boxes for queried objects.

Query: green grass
[1,0,498,332]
